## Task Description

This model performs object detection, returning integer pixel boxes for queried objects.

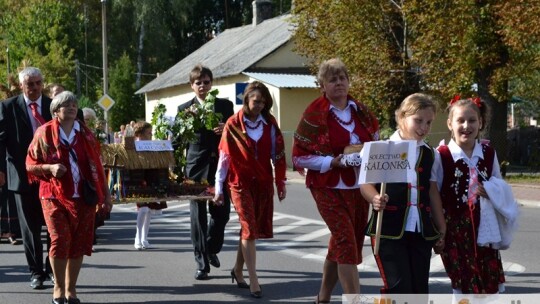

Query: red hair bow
[449,95,482,108]
[470,97,482,108]
[450,95,461,105]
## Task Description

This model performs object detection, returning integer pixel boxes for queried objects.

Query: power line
[77,61,158,76]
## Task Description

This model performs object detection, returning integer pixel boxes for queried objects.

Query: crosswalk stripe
[110,204,525,277]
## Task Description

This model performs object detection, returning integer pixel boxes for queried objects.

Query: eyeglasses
[24,80,43,87]
[194,80,211,86]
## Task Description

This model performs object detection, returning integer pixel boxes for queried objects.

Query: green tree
[292,0,540,158]
[108,53,144,130]
[0,0,84,88]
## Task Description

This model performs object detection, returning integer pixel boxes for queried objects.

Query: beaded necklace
[245,120,262,130]
[330,108,354,126]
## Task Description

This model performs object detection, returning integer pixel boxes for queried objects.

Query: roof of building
[136,14,294,94]
[243,72,318,88]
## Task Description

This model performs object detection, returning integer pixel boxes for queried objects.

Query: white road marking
[112,206,525,277]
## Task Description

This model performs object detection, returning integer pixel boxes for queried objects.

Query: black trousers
[189,189,230,272]
[373,231,434,294]
[13,187,52,280]
[1,188,21,237]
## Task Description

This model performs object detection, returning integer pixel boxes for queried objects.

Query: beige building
[136,12,320,167]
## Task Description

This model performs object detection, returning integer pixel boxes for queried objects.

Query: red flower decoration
[469,97,482,108]
[450,95,461,105]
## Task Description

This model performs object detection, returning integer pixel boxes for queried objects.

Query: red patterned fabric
[219,111,287,239]
[42,198,95,258]
[292,94,379,188]
[229,179,275,239]
[26,119,106,258]
[310,187,369,264]
[219,111,286,189]
[26,118,106,212]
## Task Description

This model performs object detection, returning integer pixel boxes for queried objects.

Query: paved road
[1,172,539,303]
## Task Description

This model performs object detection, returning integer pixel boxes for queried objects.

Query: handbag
[82,179,99,206]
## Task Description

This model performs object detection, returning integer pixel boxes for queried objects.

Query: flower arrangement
[151,89,223,182]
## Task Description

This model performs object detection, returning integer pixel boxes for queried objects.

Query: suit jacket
[177,97,234,185]
[0,94,53,192]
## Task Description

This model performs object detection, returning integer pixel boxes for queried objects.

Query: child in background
[360,93,446,294]
[133,122,167,250]
[436,96,506,294]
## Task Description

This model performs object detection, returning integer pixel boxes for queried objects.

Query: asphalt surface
[0,171,538,304]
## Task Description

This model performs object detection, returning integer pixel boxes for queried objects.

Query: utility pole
[101,0,109,131]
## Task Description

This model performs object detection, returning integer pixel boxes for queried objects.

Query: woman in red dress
[292,58,379,303]
[26,91,112,304]
[213,81,287,299]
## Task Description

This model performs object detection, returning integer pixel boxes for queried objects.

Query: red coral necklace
[245,120,262,130]
[330,108,354,125]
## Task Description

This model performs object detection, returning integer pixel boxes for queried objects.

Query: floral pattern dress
[438,142,505,294]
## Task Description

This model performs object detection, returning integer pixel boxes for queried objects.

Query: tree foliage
[292,0,540,158]
[108,53,143,130]
[1,0,293,124]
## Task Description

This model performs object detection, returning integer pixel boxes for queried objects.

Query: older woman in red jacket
[293,58,379,303]
[26,91,112,304]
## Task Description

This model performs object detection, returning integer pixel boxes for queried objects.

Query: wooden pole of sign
[373,182,386,256]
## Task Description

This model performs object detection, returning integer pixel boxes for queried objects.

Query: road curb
[517,199,540,208]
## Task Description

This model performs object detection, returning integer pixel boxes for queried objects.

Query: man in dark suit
[0,67,53,289]
[178,64,233,280]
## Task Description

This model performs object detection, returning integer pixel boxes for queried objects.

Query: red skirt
[42,198,96,259]
[229,180,274,240]
[310,187,369,265]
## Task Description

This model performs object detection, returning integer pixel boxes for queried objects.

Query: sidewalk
[508,183,540,208]
[286,170,540,207]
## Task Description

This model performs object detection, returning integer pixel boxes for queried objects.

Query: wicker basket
[122,136,135,150]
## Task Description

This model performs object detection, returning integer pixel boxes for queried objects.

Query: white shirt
[24,95,43,133]
[435,139,502,198]
[293,100,362,189]
[59,121,82,197]
[387,130,441,232]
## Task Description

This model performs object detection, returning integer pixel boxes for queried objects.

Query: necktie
[62,138,81,192]
[29,102,46,127]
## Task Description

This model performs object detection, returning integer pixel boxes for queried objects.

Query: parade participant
[214,81,287,298]
[436,96,507,294]
[0,67,54,289]
[132,121,167,250]
[26,91,112,304]
[361,93,446,294]
[177,64,234,280]
[292,58,379,303]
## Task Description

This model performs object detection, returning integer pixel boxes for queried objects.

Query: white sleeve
[434,150,444,190]
[491,152,502,179]
[293,155,334,173]
[214,151,230,196]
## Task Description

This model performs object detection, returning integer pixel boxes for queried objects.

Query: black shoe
[208,254,220,268]
[52,298,66,304]
[230,269,249,289]
[250,286,262,299]
[194,270,209,280]
[67,297,81,304]
[30,278,44,289]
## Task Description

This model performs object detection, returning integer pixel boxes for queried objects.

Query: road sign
[98,94,115,111]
